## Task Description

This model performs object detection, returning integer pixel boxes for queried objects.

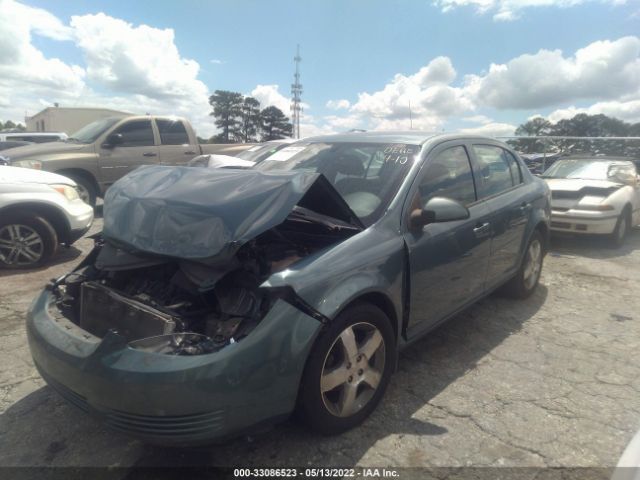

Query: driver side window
[111,120,154,147]
[417,146,476,208]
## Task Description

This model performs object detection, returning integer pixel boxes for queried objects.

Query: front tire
[0,212,58,269]
[608,209,630,248]
[297,303,395,435]
[502,230,544,299]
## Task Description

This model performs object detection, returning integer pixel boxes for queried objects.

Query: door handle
[473,222,491,235]
[519,202,531,211]
[184,151,196,155]
[143,152,157,157]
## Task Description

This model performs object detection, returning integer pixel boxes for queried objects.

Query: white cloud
[459,122,517,136]
[326,99,351,110]
[463,114,493,124]
[324,56,472,133]
[71,13,208,102]
[433,0,628,21]
[348,56,473,130]
[469,37,640,110]
[0,0,84,92]
[250,84,292,113]
[210,59,224,65]
[547,99,640,123]
[0,2,218,136]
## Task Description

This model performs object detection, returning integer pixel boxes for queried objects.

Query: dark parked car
[27,132,550,445]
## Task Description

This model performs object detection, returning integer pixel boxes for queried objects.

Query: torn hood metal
[103,165,363,262]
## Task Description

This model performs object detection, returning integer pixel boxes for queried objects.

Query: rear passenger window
[473,145,520,198]
[156,119,189,145]
[418,146,476,206]
[113,120,154,147]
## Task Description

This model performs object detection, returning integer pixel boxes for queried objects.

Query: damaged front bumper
[27,289,322,446]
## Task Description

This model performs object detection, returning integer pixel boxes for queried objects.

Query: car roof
[299,131,505,146]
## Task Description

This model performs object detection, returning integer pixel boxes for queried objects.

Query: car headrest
[335,153,365,176]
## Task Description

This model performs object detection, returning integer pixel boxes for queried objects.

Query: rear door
[469,144,530,288]
[98,119,159,185]
[156,119,198,166]
[404,142,492,336]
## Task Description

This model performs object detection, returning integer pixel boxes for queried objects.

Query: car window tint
[156,119,189,145]
[113,120,154,147]
[418,146,476,206]
[473,145,515,198]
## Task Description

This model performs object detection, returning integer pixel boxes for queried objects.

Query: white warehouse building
[25,107,132,135]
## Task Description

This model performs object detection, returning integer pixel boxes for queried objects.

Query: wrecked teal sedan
[27,132,550,445]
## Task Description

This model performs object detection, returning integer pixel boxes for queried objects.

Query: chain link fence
[495,136,640,174]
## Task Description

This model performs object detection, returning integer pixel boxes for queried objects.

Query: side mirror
[409,197,470,232]
[102,133,123,149]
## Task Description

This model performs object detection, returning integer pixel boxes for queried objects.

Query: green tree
[508,117,553,153]
[551,114,632,155]
[208,90,243,143]
[260,106,293,141]
[240,97,261,142]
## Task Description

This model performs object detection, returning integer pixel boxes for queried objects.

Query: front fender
[263,228,405,323]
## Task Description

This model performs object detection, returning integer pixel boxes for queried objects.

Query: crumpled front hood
[103,165,362,262]
[3,141,87,161]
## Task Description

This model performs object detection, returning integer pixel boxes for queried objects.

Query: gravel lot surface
[1,216,639,472]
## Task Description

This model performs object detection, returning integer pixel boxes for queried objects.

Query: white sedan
[0,166,94,268]
[542,156,640,247]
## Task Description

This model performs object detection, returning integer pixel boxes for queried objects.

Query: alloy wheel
[0,224,44,266]
[320,322,386,418]
[523,238,542,290]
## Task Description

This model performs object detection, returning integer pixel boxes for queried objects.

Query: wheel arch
[534,220,549,252]
[346,291,400,343]
[55,168,100,197]
[0,203,70,244]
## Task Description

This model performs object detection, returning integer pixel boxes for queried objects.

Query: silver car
[0,166,94,268]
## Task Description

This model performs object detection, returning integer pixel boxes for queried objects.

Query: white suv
[0,166,94,268]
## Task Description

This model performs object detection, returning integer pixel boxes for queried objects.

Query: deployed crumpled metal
[103,165,359,262]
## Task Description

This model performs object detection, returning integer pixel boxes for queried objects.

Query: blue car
[27,132,550,445]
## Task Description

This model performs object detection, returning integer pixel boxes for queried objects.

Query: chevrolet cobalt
[27,132,550,445]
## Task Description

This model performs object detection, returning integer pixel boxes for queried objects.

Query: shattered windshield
[255,142,419,225]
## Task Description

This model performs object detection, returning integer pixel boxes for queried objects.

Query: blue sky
[2,0,640,137]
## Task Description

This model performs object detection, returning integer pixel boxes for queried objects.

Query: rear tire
[297,303,395,435]
[0,212,58,269]
[608,209,630,249]
[502,230,544,299]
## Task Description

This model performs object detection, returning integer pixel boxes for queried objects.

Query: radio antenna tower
[291,44,303,139]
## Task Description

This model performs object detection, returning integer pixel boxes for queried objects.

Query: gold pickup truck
[0,115,253,205]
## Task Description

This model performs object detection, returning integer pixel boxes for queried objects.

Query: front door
[405,144,492,337]
[98,119,158,186]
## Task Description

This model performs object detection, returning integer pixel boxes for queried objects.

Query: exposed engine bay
[51,205,360,355]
